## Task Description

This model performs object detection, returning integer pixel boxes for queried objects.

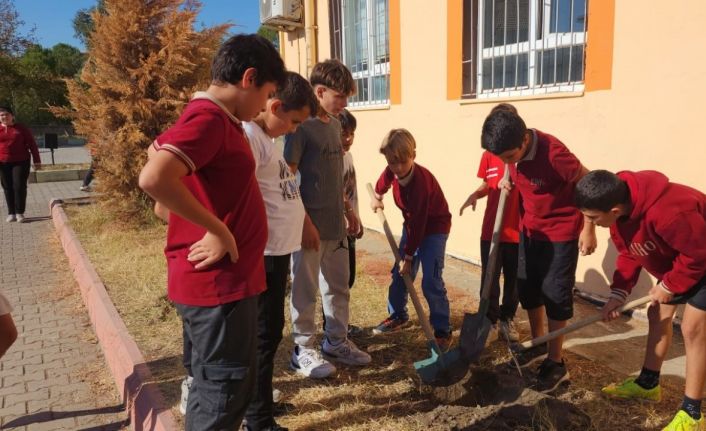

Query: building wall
[280,0,706,300]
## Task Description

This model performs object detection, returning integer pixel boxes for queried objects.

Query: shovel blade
[414,342,469,386]
[459,312,493,363]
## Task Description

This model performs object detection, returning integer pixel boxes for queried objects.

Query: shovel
[457,166,511,364]
[366,183,467,385]
[513,295,652,352]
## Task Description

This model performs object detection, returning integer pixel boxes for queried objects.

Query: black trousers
[176,296,258,431]
[481,239,520,324]
[0,159,31,215]
[82,160,96,187]
[245,254,291,430]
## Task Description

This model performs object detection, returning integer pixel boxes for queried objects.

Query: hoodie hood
[617,170,669,220]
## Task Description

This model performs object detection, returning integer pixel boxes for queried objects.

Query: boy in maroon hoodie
[481,107,596,393]
[370,128,453,351]
[576,170,706,431]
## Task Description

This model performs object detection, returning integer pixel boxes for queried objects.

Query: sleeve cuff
[609,288,628,304]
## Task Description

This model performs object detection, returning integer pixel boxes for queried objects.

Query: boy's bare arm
[287,162,298,174]
[139,150,238,269]
[460,181,489,216]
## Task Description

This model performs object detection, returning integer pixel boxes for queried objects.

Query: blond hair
[380,128,416,162]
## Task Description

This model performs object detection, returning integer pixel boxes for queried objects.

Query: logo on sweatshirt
[628,240,657,257]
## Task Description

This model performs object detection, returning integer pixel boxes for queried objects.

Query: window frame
[464,0,587,99]
[331,0,391,108]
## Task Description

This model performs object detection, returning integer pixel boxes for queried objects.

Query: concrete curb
[50,199,178,431]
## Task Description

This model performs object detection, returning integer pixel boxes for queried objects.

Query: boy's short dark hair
[489,103,518,115]
[309,59,356,96]
[481,109,527,155]
[0,106,13,115]
[339,109,357,132]
[211,34,286,88]
[276,72,318,116]
[575,170,630,211]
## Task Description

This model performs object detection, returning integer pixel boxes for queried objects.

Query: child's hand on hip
[188,228,238,270]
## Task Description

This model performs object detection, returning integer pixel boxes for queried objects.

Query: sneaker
[508,342,548,369]
[601,377,662,402]
[485,324,499,347]
[6,214,16,222]
[372,316,409,334]
[435,331,453,352]
[290,345,336,378]
[80,185,92,192]
[179,375,193,415]
[322,337,371,366]
[16,214,25,223]
[533,358,570,394]
[662,410,705,431]
[499,318,520,342]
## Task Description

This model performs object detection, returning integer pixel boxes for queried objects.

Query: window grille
[330,0,390,106]
[463,0,587,99]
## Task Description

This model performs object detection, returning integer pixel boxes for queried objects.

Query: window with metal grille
[462,0,587,99]
[329,0,390,107]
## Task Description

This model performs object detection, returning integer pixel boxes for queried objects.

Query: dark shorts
[669,275,706,311]
[517,233,579,321]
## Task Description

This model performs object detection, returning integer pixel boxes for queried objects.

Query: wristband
[658,281,674,295]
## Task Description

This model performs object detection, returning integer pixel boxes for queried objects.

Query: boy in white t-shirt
[242,71,318,431]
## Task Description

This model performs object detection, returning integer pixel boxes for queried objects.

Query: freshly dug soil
[422,365,591,430]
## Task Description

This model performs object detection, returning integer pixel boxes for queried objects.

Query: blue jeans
[387,231,451,335]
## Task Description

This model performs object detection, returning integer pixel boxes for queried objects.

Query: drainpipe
[304,0,318,76]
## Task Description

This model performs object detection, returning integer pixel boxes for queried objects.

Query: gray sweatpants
[290,239,350,347]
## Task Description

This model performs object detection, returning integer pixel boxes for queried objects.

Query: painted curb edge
[50,198,178,431]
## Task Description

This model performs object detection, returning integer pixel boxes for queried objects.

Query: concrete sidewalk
[0,180,126,430]
[356,228,687,386]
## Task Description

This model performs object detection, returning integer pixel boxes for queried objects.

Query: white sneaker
[6,214,16,222]
[16,214,25,223]
[290,345,336,378]
[322,337,371,366]
[499,319,520,342]
[179,375,192,415]
[485,324,499,347]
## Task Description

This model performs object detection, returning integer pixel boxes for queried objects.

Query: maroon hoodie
[375,164,451,258]
[610,171,706,300]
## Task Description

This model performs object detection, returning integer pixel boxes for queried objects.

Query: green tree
[72,0,106,48]
[53,0,230,219]
[257,26,279,50]
[50,43,85,77]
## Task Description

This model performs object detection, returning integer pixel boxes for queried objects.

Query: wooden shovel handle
[518,295,653,350]
[366,183,439,347]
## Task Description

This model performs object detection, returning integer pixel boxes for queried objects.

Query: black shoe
[243,422,289,431]
[348,324,364,337]
[533,358,570,393]
[508,343,548,369]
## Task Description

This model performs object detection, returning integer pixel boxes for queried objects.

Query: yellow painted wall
[280,0,706,300]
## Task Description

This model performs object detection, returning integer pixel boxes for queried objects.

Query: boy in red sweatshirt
[370,128,453,350]
[481,106,596,393]
[576,170,706,431]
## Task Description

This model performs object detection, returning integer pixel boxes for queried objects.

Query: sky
[14,0,262,50]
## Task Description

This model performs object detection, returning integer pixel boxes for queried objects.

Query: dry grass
[66,203,682,430]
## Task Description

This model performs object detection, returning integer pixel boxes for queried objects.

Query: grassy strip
[66,203,681,430]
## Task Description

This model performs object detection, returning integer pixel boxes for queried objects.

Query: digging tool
[456,166,511,365]
[513,295,653,352]
[366,183,467,385]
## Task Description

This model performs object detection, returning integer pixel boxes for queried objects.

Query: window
[462,0,587,99]
[330,0,390,106]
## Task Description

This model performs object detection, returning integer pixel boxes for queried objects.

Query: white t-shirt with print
[244,121,305,256]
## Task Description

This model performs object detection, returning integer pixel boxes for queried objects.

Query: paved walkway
[0,180,126,430]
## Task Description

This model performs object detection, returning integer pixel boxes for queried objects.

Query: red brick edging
[50,199,178,431]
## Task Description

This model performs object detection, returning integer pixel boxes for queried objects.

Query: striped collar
[192,91,241,125]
